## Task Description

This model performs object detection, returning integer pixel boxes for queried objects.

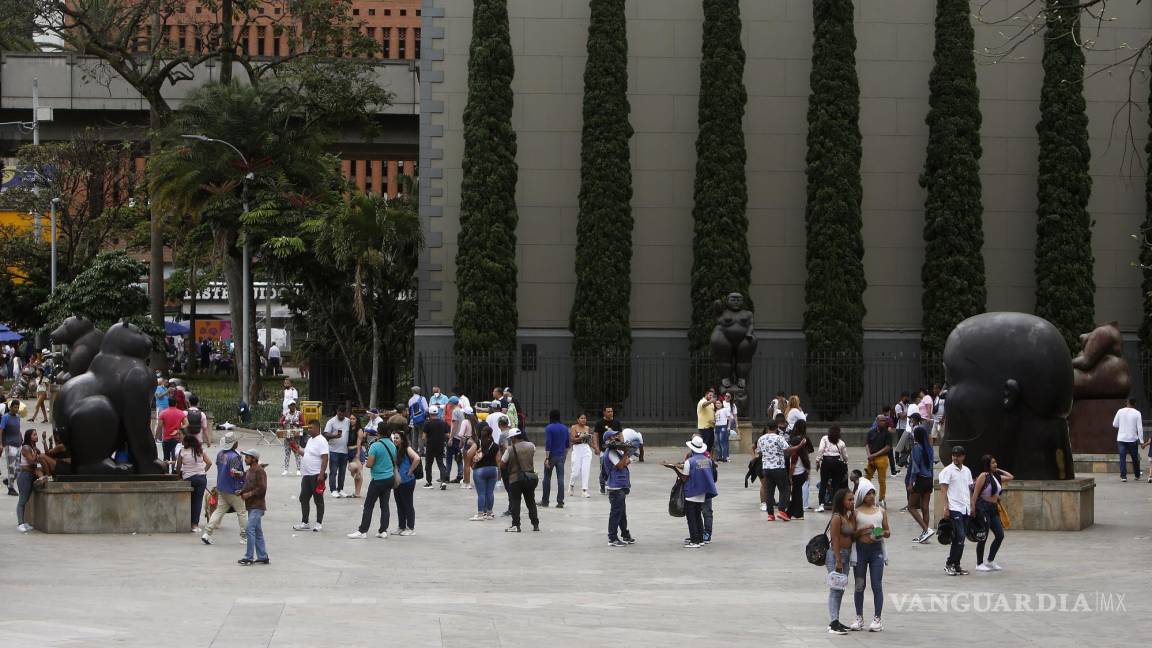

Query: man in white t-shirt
[281,378,298,416]
[1113,398,1145,482]
[291,421,329,532]
[487,406,510,447]
[267,342,282,375]
[938,445,974,576]
[323,406,352,498]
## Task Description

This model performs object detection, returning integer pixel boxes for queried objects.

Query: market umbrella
[0,331,23,342]
[164,320,191,336]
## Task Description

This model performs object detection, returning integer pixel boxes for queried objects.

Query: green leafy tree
[803,0,865,420]
[919,0,986,373]
[1139,75,1152,401]
[39,251,149,332]
[690,0,752,389]
[571,0,633,410]
[0,224,50,331]
[1034,0,1094,352]
[454,0,518,396]
[0,0,36,51]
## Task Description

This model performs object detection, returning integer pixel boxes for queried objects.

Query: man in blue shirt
[201,432,248,545]
[539,409,570,508]
[602,428,634,547]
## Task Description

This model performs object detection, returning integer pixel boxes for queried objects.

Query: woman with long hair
[906,425,935,543]
[15,429,44,533]
[973,454,1012,571]
[784,395,806,432]
[176,433,213,533]
[848,479,889,632]
[568,412,597,498]
[470,425,500,520]
[31,368,50,423]
[815,425,848,512]
[390,429,421,536]
[346,413,364,498]
[787,420,812,519]
[457,410,477,489]
[825,488,856,634]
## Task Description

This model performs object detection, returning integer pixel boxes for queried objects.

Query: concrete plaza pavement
[0,443,1148,648]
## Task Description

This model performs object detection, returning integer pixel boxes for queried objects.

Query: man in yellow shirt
[696,388,716,452]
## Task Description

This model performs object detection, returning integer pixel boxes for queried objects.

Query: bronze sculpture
[49,316,104,384]
[710,292,757,410]
[1071,321,1131,400]
[52,321,166,475]
[939,312,1075,480]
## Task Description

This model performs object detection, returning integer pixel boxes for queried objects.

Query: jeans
[507,478,539,529]
[864,456,889,501]
[819,456,847,506]
[542,455,566,505]
[698,428,715,454]
[244,509,268,561]
[393,480,416,530]
[788,472,808,517]
[474,466,498,513]
[685,499,705,544]
[425,445,447,484]
[358,478,394,533]
[446,440,463,481]
[975,500,1005,564]
[607,487,630,541]
[703,497,713,537]
[714,426,729,461]
[947,510,967,567]
[570,444,593,491]
[187,474,207,528]
[853,541,885,618]
[299,474,325,524]
[328,451,350,492]
[762,467,790,513]
[1118,441,1142,479]
[16,470,34,525]
[826,548,851,622]
[162,439,179,466]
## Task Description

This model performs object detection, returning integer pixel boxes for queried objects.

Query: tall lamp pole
[182,134,254,402]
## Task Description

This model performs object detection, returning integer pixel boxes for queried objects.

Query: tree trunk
[221,244,244,392]
[327,316,365,406]
[148,106,168,373]
[220,0,235,85]
[188,256,197,371]
[369,317,380,409]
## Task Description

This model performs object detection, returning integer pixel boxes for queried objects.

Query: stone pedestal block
[737,422,756,455]
[27,479,192,534]
[1069,398,1125,454]
[932,478,1094,531]
[1072,453,1129,475]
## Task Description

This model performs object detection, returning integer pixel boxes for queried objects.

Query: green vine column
[919,0,986,377]
[802,0,865,419]
[1034,0,1094,352]
[571,0,634,410]
[454,0,519,394]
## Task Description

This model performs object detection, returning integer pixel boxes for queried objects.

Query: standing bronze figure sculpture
[710,292,757,409]
[939,312,1075,480]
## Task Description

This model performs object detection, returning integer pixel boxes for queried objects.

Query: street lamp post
[50,197,58,294]
[182,134,254,403]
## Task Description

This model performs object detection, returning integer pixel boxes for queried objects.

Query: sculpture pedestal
[28,478,192,534]
[737,421,756,455]
[1073,453,1125,474]
[1069,398,1125,454]
[932,478,1094,531]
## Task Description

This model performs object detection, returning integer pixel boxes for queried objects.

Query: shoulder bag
[379,441,401,487]
[668,478,686,517]
[805,519,833,566]
[511,442,539,488]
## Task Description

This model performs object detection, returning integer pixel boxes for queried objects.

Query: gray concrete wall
[420,0,1152,340]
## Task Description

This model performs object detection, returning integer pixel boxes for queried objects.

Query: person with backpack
[347,426,398,539]
[665,435,717,548]
[499,428,539,533]
[184,394,212,447]
[824,487,856,634]
[602,428,634,547]
[814,425,848,512]
[407,386,428,453]
[201,432,248,545]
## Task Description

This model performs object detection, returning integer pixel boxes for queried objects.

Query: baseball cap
[951,445,966,455]
[507,428,523,438]
[429,405,440,416]
[241,449,260,461]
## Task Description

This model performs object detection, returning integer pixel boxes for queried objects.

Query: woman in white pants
[568,413,598,497]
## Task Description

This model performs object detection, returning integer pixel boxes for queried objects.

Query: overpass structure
[0,53,419,159]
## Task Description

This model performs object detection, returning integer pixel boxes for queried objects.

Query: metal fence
[416,350,945,425]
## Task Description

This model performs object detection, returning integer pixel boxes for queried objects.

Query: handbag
[997,501,1011,529]
[511,442,538,487]
[668,479,686,517]
[805,519,832,566]
[826,570,848,591]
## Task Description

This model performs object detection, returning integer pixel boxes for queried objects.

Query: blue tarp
[164,320,190,336]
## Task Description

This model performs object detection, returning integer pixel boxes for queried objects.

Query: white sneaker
[976,563,993,572]
[334,491,344,498]
[849,616,864,631]
[16,523,28,533]
[878,499,886,508]
[399,529,415,536]
[759,503,768,512]
[920,528,936,543]
[376,531,388,539]
[281,470,288,476]
[469,514,485,521]
[292,523,311,531]
[988,561,1003,571]
[868,617,883,632]
[815,505,825,513]
[347,531,367,539]
[201,533,214,545]
[583,490,590,498]
[312,524,322,532]
[295,470,301,476]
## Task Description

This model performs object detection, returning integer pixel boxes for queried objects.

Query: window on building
[366,161,376,194]
[384,9,391,16]
[520,345,538,372]
[353,8,359,16]
[350,159,359,181]
[382,27,391,58]
[366,27,376,57]
[416,9,422,16]
[415,28,421,60]
[178,25,187,51]
[369,8,376,16]
[398,28,406,59]
[256,26,266,56]
[193,26,202,53]
[195,6,202,13]
[400,9,407,16]
[272,35,280,57]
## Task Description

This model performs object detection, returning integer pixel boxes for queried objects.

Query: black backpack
[805,519,833,566]
[186,407,205,437]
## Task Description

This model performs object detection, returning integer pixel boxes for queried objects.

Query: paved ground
[0,441,1148,648]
